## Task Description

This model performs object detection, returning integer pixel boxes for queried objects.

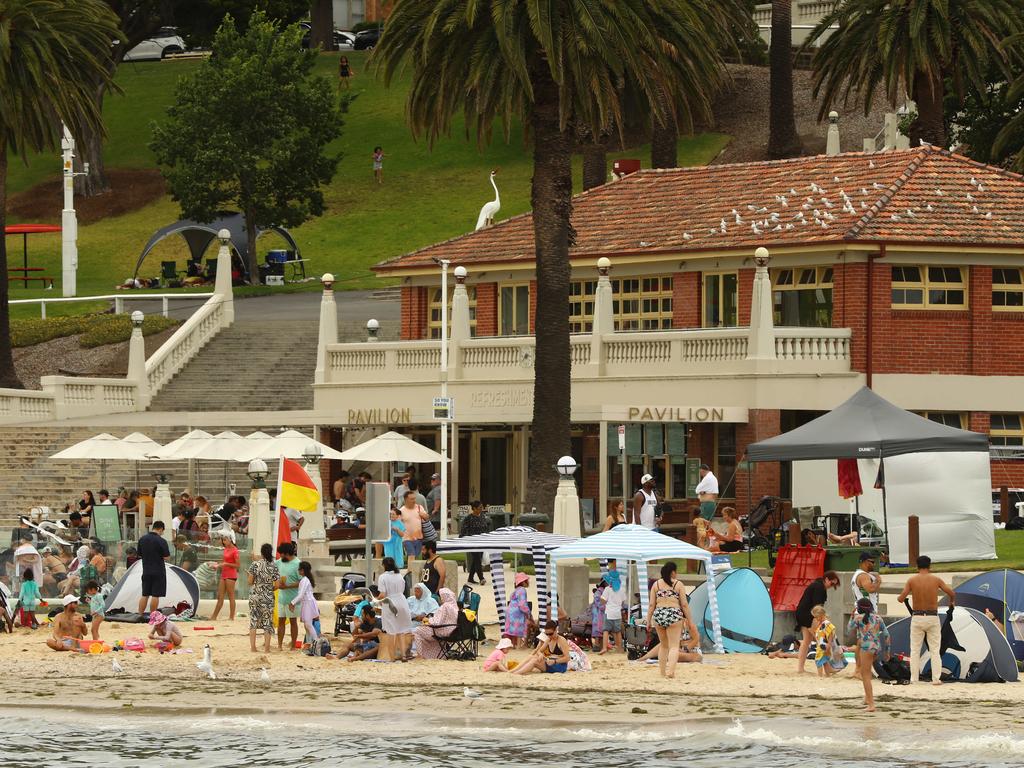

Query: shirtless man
[897,555,956,685]
[46,595,86,651]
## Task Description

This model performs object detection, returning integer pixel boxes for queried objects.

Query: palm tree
[375,0,747,515]
[767,0,802,158]
[807,0,1023,147]
[995,34,1024,171]
[0,0,121,389]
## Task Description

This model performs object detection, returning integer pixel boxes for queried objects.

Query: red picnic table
[4,224,60,288]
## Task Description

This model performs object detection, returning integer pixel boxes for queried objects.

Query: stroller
[333,572,372,636]
[624,623,656,660]
[742,496,786,551]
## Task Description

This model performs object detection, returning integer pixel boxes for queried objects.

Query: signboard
[92,504,121,542]
[432,396,454,421]
[365,482,392,543]
[617,424,625,452]
[685,458,701,499]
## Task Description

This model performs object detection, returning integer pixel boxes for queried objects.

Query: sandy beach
[3,613,1021,727]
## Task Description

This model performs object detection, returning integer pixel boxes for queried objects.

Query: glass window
[891,265,966,309]
[428,286,477,339]
[570,275,672,333]
[703,272,738,327]
[993,268,1024,310]
[772,266,834,327]
[916,411,967,429]
[499,284,530,336]
[991,414,1024,446]
[715,424,737,492]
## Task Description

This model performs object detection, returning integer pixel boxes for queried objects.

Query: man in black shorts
[137,521,170,614]
[794,570,840,675]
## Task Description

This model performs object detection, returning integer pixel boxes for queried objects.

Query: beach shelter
[436,526,576,631]
[954,570,1024,661]
[549,525,724,653]
[747,387,993,563]
[687,567,773,653]
[103,560,200,619]
[887,606,1018,682]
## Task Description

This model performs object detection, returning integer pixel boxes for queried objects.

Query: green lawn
[5,52,730,307]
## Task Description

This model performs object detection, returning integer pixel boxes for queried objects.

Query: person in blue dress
[506,572,531,647]
[383,507,406,570]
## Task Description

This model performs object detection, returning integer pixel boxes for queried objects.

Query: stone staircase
[0,424,311,529]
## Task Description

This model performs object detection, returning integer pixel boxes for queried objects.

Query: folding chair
[434,610,481,661]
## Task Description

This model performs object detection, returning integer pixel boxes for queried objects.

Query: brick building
[315,147,1024,524]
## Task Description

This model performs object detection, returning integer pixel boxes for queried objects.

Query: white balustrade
[774,328,851,361]
[145,297,226,396]
[0,391,57,423]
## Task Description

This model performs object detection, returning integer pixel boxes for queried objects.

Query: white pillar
[590,257,614,375]
[315,274,338,384]
[153,482,173,544]
[60,125,78,297]
[551,457,582,537]
[127,311,150,409]
[249,486,272,555]
[299,459,328,558]
[214,228,234,325]
[449,267,471,379]
[883,112,898,151]
[826,111,841,156]
[746,247,776,361]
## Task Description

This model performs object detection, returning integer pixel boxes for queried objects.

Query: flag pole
[276,455,285,548]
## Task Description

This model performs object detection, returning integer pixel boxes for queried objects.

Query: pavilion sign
[602,406,748,423]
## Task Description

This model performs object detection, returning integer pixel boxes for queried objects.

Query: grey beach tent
[104,560,200,621]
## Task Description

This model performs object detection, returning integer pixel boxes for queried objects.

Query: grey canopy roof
[133,212,299,278]
[747,387,989,462]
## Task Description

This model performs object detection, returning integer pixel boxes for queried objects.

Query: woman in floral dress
[506,572,531,647]
[247,543,280,653]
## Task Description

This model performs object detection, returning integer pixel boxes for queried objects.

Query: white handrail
[9,292,214,319]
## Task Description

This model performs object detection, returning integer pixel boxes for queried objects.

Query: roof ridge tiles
[846,146,930,239]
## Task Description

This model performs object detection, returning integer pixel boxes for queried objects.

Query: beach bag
[875,656,911,683]
[311,637,332,657]
[124,637,146,652]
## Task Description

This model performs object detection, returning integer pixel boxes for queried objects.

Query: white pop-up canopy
[549,525,724,653]
[437,526,576,631]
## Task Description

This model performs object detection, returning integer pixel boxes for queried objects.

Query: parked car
[353,26,381,50]
[122,26,186,61]
[991,488,1024,522]
[300,23,355,50]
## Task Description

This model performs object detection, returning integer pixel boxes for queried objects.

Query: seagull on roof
[751,222,762,235]
[972,205,980,214]
[891,213,901,221]
[772,224,782,232]
[720,220,727,233]
[926,203,934,212]
[683,232,692,241]
[861,188,869,196]
[906,209,916,217]
[869,160,876,169]
[861,201,868,208]
[790,188,798,196]
[985,211,993,219]
[873,182,885,189]
[978,183,985,192]
[833,176,842,183]
[970,176,978,186]
[966,193,974,202]
[935,188,945,196]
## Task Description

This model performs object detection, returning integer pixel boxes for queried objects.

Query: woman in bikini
[645,561,691,679]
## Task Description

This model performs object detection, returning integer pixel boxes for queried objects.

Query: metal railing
[10,292,213,319]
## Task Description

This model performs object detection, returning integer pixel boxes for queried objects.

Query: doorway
[470,432,510,505]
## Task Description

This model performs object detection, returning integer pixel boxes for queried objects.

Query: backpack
[310,637,332,657]
[875,656,911,683]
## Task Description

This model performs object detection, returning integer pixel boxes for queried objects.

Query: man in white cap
[632,474,661,530]
[46,595,86,651]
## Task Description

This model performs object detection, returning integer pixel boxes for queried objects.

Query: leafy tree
[0,0,121,389]
[172,0,308,47]
[767,0,802,158]
[807,0,1023,148]
[951,68,1024,169]
[150,13,342,281]
[993,35,1024,171]
[375,0,747,516]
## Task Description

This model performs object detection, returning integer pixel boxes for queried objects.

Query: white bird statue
[463,686,484,704]
[474,170,501,230]
[196,644,216,680]
[112,658,124,674]
[260,667,271,684]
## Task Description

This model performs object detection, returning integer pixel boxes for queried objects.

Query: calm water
[1,709,1022,767]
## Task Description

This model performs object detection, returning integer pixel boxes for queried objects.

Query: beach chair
[434,610,480,661]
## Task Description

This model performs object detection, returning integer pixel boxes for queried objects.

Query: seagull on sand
[260,667,271,683]
[464,687,483,704]
[112,658,124,674]
[197,644,216,679]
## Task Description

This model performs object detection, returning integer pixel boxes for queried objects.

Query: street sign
[432,396,454,421]
[617,424,625,452]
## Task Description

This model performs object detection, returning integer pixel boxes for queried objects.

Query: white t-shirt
[171,517,181,532]
[637,488,658,529]
[285,507,304,533]
[602,585,626,619]
[695,472,719,495]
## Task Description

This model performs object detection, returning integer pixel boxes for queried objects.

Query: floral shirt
[848,612,890,658]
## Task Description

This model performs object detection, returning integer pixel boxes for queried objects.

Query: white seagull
[112,658,124,674]
[196,644,216,680]
[463,686,484,704]
[260,667,271,683]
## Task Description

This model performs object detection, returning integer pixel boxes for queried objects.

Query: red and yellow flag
[278,458,320,511]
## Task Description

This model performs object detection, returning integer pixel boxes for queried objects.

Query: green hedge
[11,314,179,349]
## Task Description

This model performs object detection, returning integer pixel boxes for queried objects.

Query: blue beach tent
[688,567,774,653]
[954,569,1024,661]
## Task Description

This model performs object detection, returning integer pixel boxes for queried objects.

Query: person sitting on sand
[708,507,744,553]
[483,637,515,672]
[512,620,571,675]
[47,595,86,651]
[407,582,439,623]
[347,605,383,662]
[148,611,183,648]
[637,609,703,665]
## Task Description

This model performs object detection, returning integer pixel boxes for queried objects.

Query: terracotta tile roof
[374,148,1024,272]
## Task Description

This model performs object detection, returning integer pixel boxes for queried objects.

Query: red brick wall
[528,280,537,333]
[475,282,498,336]
[581,432,600,502]
[400,286,428,340]
[831,261,869,371]
[738,268,754,326]
[672,272,700,328]
[735,409,781,501]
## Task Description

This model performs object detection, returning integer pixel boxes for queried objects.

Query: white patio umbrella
[336,430,447,464]
[51,432,164,489]
[120,432,164,490]
[236,429,347,462]
[147,429,214,497]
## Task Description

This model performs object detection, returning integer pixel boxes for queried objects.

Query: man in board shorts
[137,521,170,614]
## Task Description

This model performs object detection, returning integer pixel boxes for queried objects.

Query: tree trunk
[650,85,678,168]
[244,210,259,285]
[310,0,334,51]
[525,65,573,521]
[910,70,946,147]
[74,74,112,197]
[581,142,607,190]
[767,0,803,159]
[0,144,25,389]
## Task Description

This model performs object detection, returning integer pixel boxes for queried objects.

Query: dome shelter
[133,212,299,282]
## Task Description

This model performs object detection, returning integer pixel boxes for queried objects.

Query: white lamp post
[300,442,327,555]
[366,318,380,342]
[552,455,582,537]
[60,123,88,297]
